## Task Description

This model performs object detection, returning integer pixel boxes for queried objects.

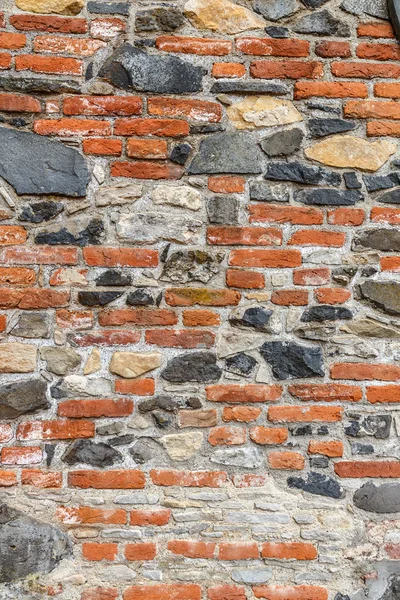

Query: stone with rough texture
[40,347,81,376]
[287,472,344,499]
[152,185,201,211]
[161,432,203,461]
[162,352,222,383]
[16,0,83,15]
[19,201,64,224]
[63,439,122,467]
[230,306,273,332]
[116,212,202,244]
[308,119,356,138]
[341,317,400,338]
[96,182,143,207]
[250,181,290,202]
[84,349,101,375]
[11,313,50,339]
[260,341,324,379]
[211,81,289,95]
[227,97,303,130]
[184,0,265,34]
[161,250,223,283]
[340,0,388,19]
[305,136,397,172]
[301,306,353,322]
[253,0,298,20]
[0,379,49,419]
[359,281,400,316]
[110,352,162,379]
[353,230,400,252]
[295,189,363,206]
[260,128,304,157]
[207,196,239,224]
[266,162,341,186]
[0,343,37,373]
[211,447,263,468]
[353,482,400,513]
[188,132,262,174]
[294,10,350,36]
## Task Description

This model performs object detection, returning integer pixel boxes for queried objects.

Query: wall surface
[1,0,400,598]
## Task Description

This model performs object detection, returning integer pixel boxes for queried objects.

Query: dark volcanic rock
[249,181,290,202]
[207,196,239,225]
[253,0,298,20]
[96,270,132,286]
[161,250,223,284]
[188,132,263,175]
[308,118,356,137]
[0,379,49,419]
[0,76,81,94]
[344,414,392,439]
[287,471,344,499]
[310,456,329,468]
[0,127,89,196]
[344,172,361,190]
[359,281,400,316]
[260,128,304,157]
[210,81,289,95]
[0,504,72,583]
[351,442,374,455]
[170,143,192,165]
[295,189,362,206]
[301,306,353,322]
[99,43,203,93]
[190,124,225,135]
[135,7,184,31]
[294,10,350,36]
[162,352,222,383]
[353,229,400,252]
[266,162,341,186]
[62,440,122,467]
[88,0,130,15]
[354,482,400,513]
[364,173,400,192]
[127,288,154,306]
[78,291,123,306]
[19,201,64,224]
[35,218,105,246]
[225,353,257,376]
[378,188,400,204]
[340,0,388,19]
[230,307,273,331]
[259,341,324,379]
[302,0,330,6]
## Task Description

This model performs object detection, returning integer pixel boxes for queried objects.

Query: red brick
[17,420,94,441]
[150,469,227,488]
[58,399,133,418]
[366,385,400,403]
[288,384,362,402]
[293,268,330,286]
[0,32,26,49]
[0,226,26,245]
[0,424,12,443]
[357,42,400,60]
[56,309,93,330]
[295,81,368,99]
[314,287,351,304]
[90,17,126,40]
[145,329,215,349]
[165,288,241,307]
[308,440,343,458]
[229,249,301,268]
[250,427,288,445]
[289,230,345,247]
[130,509,171,526]
[125,543,157,561]
[83,247,158,267]
[83,138,122,156]
[208,426,246,446]
[212,63,246,77]
[127,138,168,159]
[332,61,400,79]
[374,83,400,98]
[124,585,201,600]
[111,161,183,180]
[208,176,246,193]
[268,406,343,422]
[345,100,400,120]
[332,363,400,381]
[57,506,127,524]
[168,540,216,559]
[207,384,282,403]
[207,226,282,246]
[148,97,222,122]
[381,257,400,272]
[99,308,177,327]
[208,586,246,600]
[34,36,105,56]
[179,409,218,428]
[0,53,11,69]
[0,267,35,286]
[2,446,42,465]
[371,207,400,223]
[271,289,309,306]
[261,542,317,560]
[69,470,146,489]
[0,288,69,309]
[269,451,305,470]
[156,36,232,55]
[0,93,41,113]
[114,118,189,137]
[0,471,17,487]
[82,589,118,600]
[219,542,259,560]
[16,54,82,75]
[328,207,365,226]
[5,246,77,265]
[64,95,141,116]
[10,15,87,33]
[250,204,323,225]
[183,310,220,327]
[83,543,117,561]
[251,60,323,79]
[21,470,62,488]
[315,41,351,57]
[223,407,262,423]
[236,37,309,57]
[115,379,155,396]
[226,269,265,289]
[335,461,400,478]
[253,586,328,600]
[358,22,395,38]
[34,118,111,136]
[367,121,400,136]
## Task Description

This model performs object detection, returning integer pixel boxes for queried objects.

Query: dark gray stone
[259,341,324,379]
[19,201,63,224]
[11,313,49,339]
[260,128,304,157]
[307,102,341,115]
[207,197,239,225]
[135,7,184,31]
[351,442,374,455]
[253,0,299,20]
[78,291,123,306]
[99,43,203,93]
[188,132,263,175]
[378,188,400,204]
[0,504,72,583]
[0,379,49,419]
[291,424,313,436]
[35,218,104,246]
[108,434,135,447]
[310,456,329,468]
[308,118,356,137]
[225,353,257,376]
[249,181,290,202]
[345,414,392,439]
[87,1,130,15]
[294,10,350,36]
[152,411,175,428]
[302,0,330,6]
[0,76,81,94]
[353,229,400,252]
[340,0,389,19]
[161,250,223,284]
[230,307,273,331]
[380,575,400,600]
[162,352,222,383]
[344,172,361,190]
[265,26,290,37]
[62,440,122,467]
[354,482,400,513]
[127,289,154,306]
[332,267,357,286]
[295,189,362,206]
[210,81,289,95]
[266,162,341,186]
[139,395,179,413]
[0,127,89,197]
[364,173,400,192]
[170,143,192,165]
[287,471,344,499]
[190,124,225,135]
[359,281,400,316]
[96,270,132,286]
[301,306,353,322]
[130,439,161,463]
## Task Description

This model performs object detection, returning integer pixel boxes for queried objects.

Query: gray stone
[308,118,356,138]
[139,396,184,413]
[351,442,374,455]
[332,267,358,286]
[230,306,273,331]
[135,7,185,30]
[210,447,263,468]
[364,173,400,192]
[266,162,341,186]
[232,569,273,585]
[0,379,49,419]
[288,472,344,499]
[294,324,336,341]
[295,189,363,206]
[225,353,257,376]
[78,291,123,306]
[35,218,104,247]
[116,212,202,244]
[0,76,81,94]
[340,0,389,19]
[210,81,289,95]
[188,132,263,174]
[52,375,112,399]
[130,439,162,464]
[310,456,329,468]
[378,188,400,204]
[40,347,81,376]
[344,172,361,190]
[260,128,304,157]
[359,281,400,316]
[11,313,49,339]
[161,250,224,284]
[249,181,290,202]
[19,201,64,224]
[207,197,239,224]
[253,0,298,21]
[353,229,400,252]
[294,10,350,36]
[0,127,88,197]
[62,440,122,467]
[301,306,353,322]
[99,43,203,93]
[162,352,222,383]
[302,0,330,6]
[127,289,154,306]
[87,1,130,15]
[344,414,392,439]
[260,341,324,379]
[354,482,400,513]
[341,317,400,339]
[0,504,72,583]
[170,143,192,165]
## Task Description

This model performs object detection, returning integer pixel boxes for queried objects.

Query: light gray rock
[116,212,202,244]
[210,447,263,468]
[253,0,298,20]
[11,313,50,339]
[231,569,273,584]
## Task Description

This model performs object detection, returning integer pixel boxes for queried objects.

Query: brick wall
[0,0,399,597]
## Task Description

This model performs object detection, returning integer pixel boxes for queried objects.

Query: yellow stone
[227,97,303,130]
[110,352,162,379]
[0,343,36,373]
[84,349,101,375]
[16,0,84,15]
[184,0,265,34]
[305,135,397,172]
[161,432,204,461]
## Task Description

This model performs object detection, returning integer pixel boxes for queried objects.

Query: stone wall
[0,0,399,598]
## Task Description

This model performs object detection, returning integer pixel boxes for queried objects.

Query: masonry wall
[1,0,400,598]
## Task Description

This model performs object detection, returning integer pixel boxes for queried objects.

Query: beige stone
[305,136,397,172]
[96,182,143,207]
[40,347,81,376]
[84,349,101,375]
[0,343,37,373]
[184,0,265,34]
[110,352,162,379]
[161,432,203,461]
[227,97,303,130]
[152,185,202,211]
[16,0,84,15]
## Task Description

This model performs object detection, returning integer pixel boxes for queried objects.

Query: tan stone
[227,97,303,130]
[84,349,101,375]
[110,352,162,379]
[184,0,265,34]
[305,136,397,172]
[16,0,84,15]
[161,432,203,461]
[152,185,202,211]
[0,343,37,373]
[40,347,81,376]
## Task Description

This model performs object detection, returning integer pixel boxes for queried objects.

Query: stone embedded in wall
[226,353,257,376]
[301,306,353,322]
[353,482,400,513]
[340,317,400,338]
[35,217,105,247]
[116,211,202,244]
[230,306,273,332]
[210,81,290,95]
[19,201,64,224]
[266,162,341,186]
[96,271,132,287]
[0,343,37,373]
[162,352,222,383]
[305,136,397,172]
[0,379,49,419]
[11,313,50,339]
[15,0,84,15]
[96,182,143,207]
[288,472,344,499]
[353,229,400,252]
[62,439,122,467]
[359,281,400,316]
[184,0,265,34]
[308,119,356,138]
[227,97,303,130]
[210,446,263,468]
[294,10,350,36]
[260,341,325,379]
[295,189,363,206]
[135,7,185,31]
[40,347,81,376]
[188,132,263,174]
[110,352,162,379]
[161,250,224,283]
[78,291,123,306]
[217,329,267,358]
[345,414,392,439]
[250,181,290,202]
[161,432,203,461]
[52,375,112,398]
[151,185,202,211]
[378,189,400,205]
[207,196,239,224]
[260,128,304,157]
[253,0,299,21]
[340,0,389,19]
[84,348,101,375]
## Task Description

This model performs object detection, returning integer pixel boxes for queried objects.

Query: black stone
[288,471,344,499]
[0,76,81,94]
[260,128,304,157]
[170,143,192,165]
[135,7,184,31]
[188,132,263,174]
[290,424,313,436]
[78,291,123,306]
[87,1,130,15]
[225,353,257,376]
[302,0,330,5]
[351,442,374,455]
[364,173,400,192]
[344,172,361,190]
[62,440,122,467]
[35,218,104,246]
[19,201,63,224]
[359,281,400,316]
[307,102,341,115]
[230,307,273,331]
[249,181,290,202]
[266,162,341,186]
[310,456,329,468]
[139,395,179,413]
[301,306,353,322]
[0,504,72,583]
[361,266,378,278]
[162,352,222,383]
[259,341,324,380]
[127,288,154,306]
[294,10,350,36]
[344,414,392,439]
[99,43,204,94]
[96,270,132,286]
[265,26,289,37]
[354,482,400,513]
[295,189,363,206]
[45,444,56,467]
[190,124,225,135]
[378,188,400,204]
[210,81,289,95]
[308,118,356,137]
[353,229,400,252]
[0,126,89,196]
[207,196,239,225]
[0,379,49,419]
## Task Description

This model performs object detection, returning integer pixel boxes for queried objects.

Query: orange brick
[371,207,400,223]
[212,62,246,78]
[314,287,351,304]
[0,53,11,69]
[115,379,155,396]
[90,17,126,40]
[34,35,105,56]
[183,310,220,327]
[114,118,189,137]
[83,543,117,562]
[268,406,343,422]
[2,446,42,465]
[208,226,282,246]
[208,426,246,446]
[335,461,400,478]
[229,249,301,268]
[10,15,87,33]
[130,509,171,526]
[293,268,330,286]
[219,542,259,560]
[288,384,362,402]
[340,363,400,381]
[367,121,400,136]
[0,288,69,309]
[156,36,232,55]
[295,81,367,99]
[328,208,365,226]
[124,585,201,600]
[99,308,177,327]
[367,385,400,403]
[271,289,308,306]
[57,506,127,525]
[207,384,282,403]
[125,543,157,561]
[208,586,246,600]
[381,256,400,272]
[0,267,35,286]
[289,230,345,247]
[64,95,142,115]
[357,42,400,60]
[34,118,111,136]
[148,97,222,122]
[375,83,400,98]
[17,420,94,441]
[308,440,343,458]
[358,22,395,38]
[165,288,240,307]
[56,309,94,330]
[21,470,62,488]
[168,540,216,559]
[223,407,262,423]
[250,427,288,445]
[150,469,227,488]
[268,451,305,470]
[145,329,215,349]
[111,161,183,180]
[83,247,158,267]
[126,138,168,159]
[250,204,323,225]
[58,399,133,418]
[83,138,122,156]
[69,470,146,489]
[315,41,351,57]
[332,61,400,79]
[0,93,40,112]
[208,176,246,193]
[261,542,317,560]
[236,37,309,57]
[253,586,328,600]
[5,246,77,265]
[16,54,82,75]
[82,588,118,600]
[226,269,265,289]
[251,60,323,79]
[0,471,17,487]
[345,99,400,119]
[0,32,26,49]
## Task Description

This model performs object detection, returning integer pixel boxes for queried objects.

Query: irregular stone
[53,375,112,398]
[308,118,356,138]
[364,173,400,193]
[184,0,265,34]
[161,432,203,461]
[353,482,400,513]
[340,0,389,19]
[110,352,162,379]
[359,281,400,316]
[96,182,143,207]
[253,0,299,20]
[378,188,400,205]
[40,347,81,376]
[96,270,132,287]
[190,124,225,135]
[19,201,64,224]
[230,306,273,332]
[84,349,101,375]
[217,329,267,358]
[152,412,175,429]
[88,1,130,15]
[116,212,202,244]
[188,132,263,174]
[99,44,204,94]
[108,434,135,447]
[305,136,397,172]
[260,128,304,157]
[0,76,81,95]
[162,352,222,383]
[0,343,36,373]
[295,189,362,206]
[287,471,344,499]
[11,313,49,339]
[135,7,185,31]
[344,172,361,190]
[16,0,83,15]
[310,456,329,468]
[266,162,341,186]
[0,504,72,583]
[351,442,374,455]
[211,81,289,95]
[265,25,290,37]
[35,217,104,247]
[78,291,123,306]
[294,10,350,36]
[341,317,400,338]
[250,181,290,202]
[294,324,336,341]
[0,127,88,197]
[161,250,223,284]
[302,0,330,6]
[0,379,49,419]
[260,341,324,379]
[225,353,257,376]
[232,569,273,585]
[152,185,201,211]
[207,196,239,224]
[353,229,400,252]
[227,97,302,130]
[210,447,263,468]
[130,439,161,464]
[127,289,154,306]
[62,440,122,467]
[301,306,353,322]
[345,414,392,439]
[170,143,192,165]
